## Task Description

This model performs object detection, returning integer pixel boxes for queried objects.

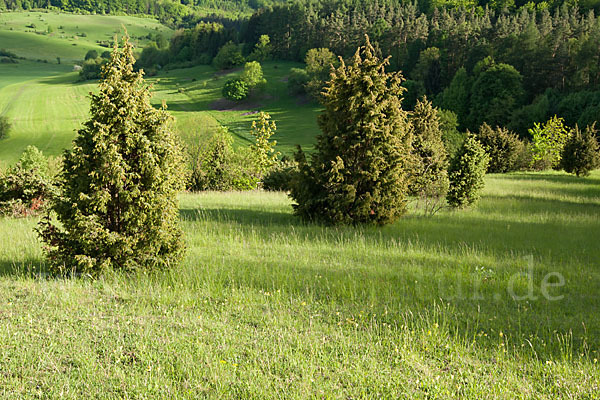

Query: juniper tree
[561,124,600,177]
[38,34,185,275]
[408,97,449,199]
[447,133,489,208]
[290,36,412,225]
[475,123,523,173]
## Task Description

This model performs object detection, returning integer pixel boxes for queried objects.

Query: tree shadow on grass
[176,207,600,358]
[180,207,297,227]
[180,194,600,267]
[37,73,91,86]
[503,172,600,188]
[0,257,48,278]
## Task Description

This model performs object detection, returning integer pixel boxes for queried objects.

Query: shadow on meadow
[178,206,599,356]
[179,195,600,267]
[505,172,600,188]
[0,257,47,277]
[178,176,600,357]
[38,73,91,86]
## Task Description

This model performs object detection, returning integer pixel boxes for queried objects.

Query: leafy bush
[248,35,272,62]
[408,97,449,198]
[188,128,260,191]
[475,123,523,173]
[79,58,106,81]
[560,125,600,177]
[513,140,533,171]
[288,68,309,95]
[529,116,570,170]
[241,61,266,88]
[304,48,339,100]
[290,37,412,225]
[0,146,56,217]
[38,36,185,276]
[447,134,489,208]
[222,78,249,101]
[212,42,244,70]
[84,50,98,60]
[0,116,10,140]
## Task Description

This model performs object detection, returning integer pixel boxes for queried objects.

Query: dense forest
[5,0,599,135]
[133,1,600,136]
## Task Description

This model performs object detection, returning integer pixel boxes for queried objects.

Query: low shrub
[188,128,260,191]
[263,159,298,191]
[0,116,10,140]
[212,42,244,70]
[287,68,309,95]
[0,146,56,217]
[561,124,600,177]
[222,78,249,101]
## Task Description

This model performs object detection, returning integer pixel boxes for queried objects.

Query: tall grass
[0,171,598,398]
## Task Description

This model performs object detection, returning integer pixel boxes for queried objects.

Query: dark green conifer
[475,123,523,173]
[447,134,489,208]
[561,125,600,177]
[290,36,412,225]
[38,34,185,275]
[408,97,449,198]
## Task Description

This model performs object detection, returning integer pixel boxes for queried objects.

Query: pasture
[0,11,320,167]
[0,171,599,397]
[0,10,598,398]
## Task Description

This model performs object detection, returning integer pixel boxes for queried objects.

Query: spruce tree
[408,97,449,198]
[447,134,489,208]
[38,35,185,275]
[290,36,412,225]
[561,125,600,177]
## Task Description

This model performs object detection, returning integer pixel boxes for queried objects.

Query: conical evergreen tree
[447,133,489,209]
[290,36,412,225]
[408,97,449,198]
[38,34,185,275]
[561,124,600,177]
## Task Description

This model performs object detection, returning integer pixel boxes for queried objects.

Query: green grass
[0,171,599,398]
[148,63,321,153]
[0,60,321,167]
[0,11,172,63]
[0,12,320,167]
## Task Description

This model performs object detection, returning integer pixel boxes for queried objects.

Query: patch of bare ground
[209,98,263,112]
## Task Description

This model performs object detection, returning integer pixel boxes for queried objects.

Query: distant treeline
[135,1,600,136]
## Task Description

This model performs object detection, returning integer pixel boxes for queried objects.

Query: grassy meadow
[0,10,599,398]
[0,11,172,62]
[0,11,321,167]
[0,171,599,397]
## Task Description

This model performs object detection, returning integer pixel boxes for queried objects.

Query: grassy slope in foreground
[0,171,598,398]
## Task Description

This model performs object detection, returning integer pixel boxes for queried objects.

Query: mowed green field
[0,171,599,397]
[0,11,172,62]
[0,12,321,168]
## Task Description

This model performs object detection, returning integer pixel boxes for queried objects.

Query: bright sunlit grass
[0,171,598,398]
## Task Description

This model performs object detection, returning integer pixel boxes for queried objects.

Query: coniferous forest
[98,0,600,138]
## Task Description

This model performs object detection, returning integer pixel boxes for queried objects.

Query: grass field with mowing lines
[0,61,321,166]
[0,12,320,167]
[0,171,599,397]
